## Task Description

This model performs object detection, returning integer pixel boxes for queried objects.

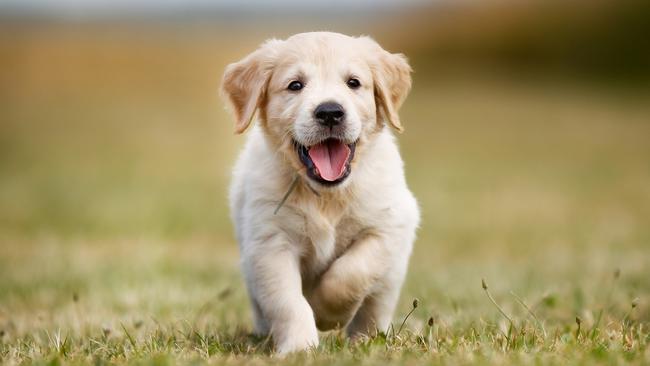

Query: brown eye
[288,81,303,91]
[347,78,361,89]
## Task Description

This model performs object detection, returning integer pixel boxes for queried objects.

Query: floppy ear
[221,40,280,134]
[369,42,412,133]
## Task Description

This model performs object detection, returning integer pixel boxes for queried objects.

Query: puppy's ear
[221,39,280,134]
[366,39,412,133]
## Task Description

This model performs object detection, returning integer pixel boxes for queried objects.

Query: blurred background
[0,0,649,341]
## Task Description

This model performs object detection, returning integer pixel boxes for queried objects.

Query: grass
[0,27,649,365]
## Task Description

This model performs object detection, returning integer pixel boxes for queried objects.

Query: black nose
[314,102,345,127]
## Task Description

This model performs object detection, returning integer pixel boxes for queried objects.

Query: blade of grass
[510,291,547,338]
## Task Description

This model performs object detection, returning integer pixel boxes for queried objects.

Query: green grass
[1,31,649,364]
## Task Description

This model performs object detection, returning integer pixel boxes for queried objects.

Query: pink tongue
[308,140,351,181]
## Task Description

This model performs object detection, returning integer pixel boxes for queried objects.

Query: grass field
[1,27,649,365]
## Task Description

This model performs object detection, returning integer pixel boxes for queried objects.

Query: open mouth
[295,138,356,186]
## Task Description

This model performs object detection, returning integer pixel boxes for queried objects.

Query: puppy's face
[222,32,411,188]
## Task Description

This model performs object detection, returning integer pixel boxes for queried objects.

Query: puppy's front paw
[272,299,319,355]
[275,322,319,355]
[309,271,362,331]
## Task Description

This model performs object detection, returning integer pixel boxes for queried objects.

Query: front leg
[243,234,319,354]
[346,252,410,338]
[307,233,390,330]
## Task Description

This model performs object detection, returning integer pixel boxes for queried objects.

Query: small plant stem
[274,175,299,214]
[397,300,419,335]
[510,291,547,338]
[482,279,514,326]
[121,323,138,352]
[622,298,639,332]
[590,269,620,340]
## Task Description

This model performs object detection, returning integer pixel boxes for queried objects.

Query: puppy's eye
[347,78,361,89]
[287,81,303,91]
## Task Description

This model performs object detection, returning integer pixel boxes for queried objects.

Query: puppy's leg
[249,297,269,336]
[307,234,391,330]
[244,236,319,354]
[346,262,408,338]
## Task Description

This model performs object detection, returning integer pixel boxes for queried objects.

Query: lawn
[0,28,649,365]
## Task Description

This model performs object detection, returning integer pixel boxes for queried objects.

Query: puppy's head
[221,32,411,188]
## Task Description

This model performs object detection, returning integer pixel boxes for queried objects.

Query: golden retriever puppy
[221,32,419,354]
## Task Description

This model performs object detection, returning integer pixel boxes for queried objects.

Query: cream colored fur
[221,32,419,354]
